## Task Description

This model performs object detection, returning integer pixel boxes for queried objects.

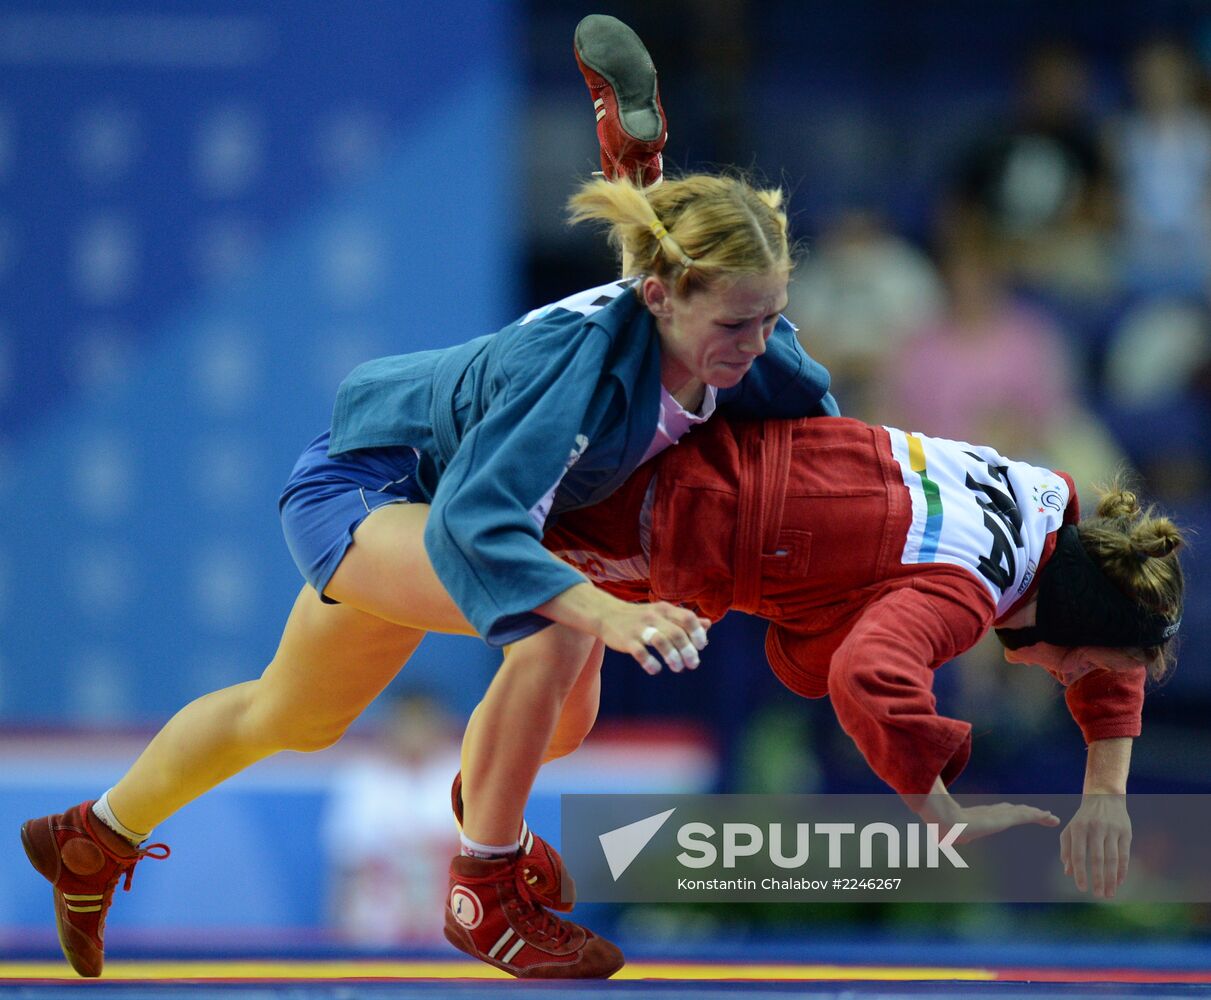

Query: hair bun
[1133,519,1184,559]
[1098,489,1141,520]
[1079,481,1184,682]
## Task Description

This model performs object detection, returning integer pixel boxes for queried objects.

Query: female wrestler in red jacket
[541,414,1185,901]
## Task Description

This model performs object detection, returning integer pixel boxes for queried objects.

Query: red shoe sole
[443,924,624,980]
[573,15,664,143]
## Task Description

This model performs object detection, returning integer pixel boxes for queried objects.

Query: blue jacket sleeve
[423,326,614,646]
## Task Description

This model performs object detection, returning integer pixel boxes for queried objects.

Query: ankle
[91,792,149,850]
[459,831,519,861]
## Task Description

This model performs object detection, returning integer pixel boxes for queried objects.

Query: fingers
[640,625,692,672]
[1030,807,1061,828]
[632,642,662,676]
[1100,826,1131,899]
[632,605,710,675]
[949,802,1059,845]
[1069,825,1087,892]
[1100,835,1117,899]
[1088,834,1106,898]
[1063,804,1132,897]
[1066,825,1113,896]
[667,605,708,653]
[606,602,712,676]
[998,803,1060,830]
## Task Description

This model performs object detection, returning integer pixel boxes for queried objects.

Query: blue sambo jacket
[329,279,838,645]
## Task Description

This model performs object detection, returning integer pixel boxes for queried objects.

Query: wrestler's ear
[642,275,674,318]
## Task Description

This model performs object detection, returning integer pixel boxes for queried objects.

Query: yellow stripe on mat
[0,960,997,981]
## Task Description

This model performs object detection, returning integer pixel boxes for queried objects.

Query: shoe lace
[118,842,170,892]
[77,828,170,938]
[83,812,171,893]
[506,866,573,947]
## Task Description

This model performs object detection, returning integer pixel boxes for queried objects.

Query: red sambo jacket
[545,416,1144,795]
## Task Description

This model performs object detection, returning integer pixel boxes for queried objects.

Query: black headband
[995,525,1180,651]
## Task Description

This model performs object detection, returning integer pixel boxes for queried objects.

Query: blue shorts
[279,431,426,602]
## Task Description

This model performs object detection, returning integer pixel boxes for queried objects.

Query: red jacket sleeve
[1065,668,1145,743]
[826,570,997,795]
[1010,470,1144,744]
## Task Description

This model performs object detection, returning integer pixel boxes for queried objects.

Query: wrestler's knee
[545,711,596,760]
[241,675,357,753]
[279,715,353,753]
[506,626,599,698]
[543,728,589,762]
[545,679,601,762]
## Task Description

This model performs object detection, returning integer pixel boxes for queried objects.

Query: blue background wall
[0,2,517,723]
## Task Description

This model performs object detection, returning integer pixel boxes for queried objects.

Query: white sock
[92,790,150,846]
[459,831,519,860]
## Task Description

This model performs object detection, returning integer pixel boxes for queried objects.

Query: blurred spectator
[1109,37,1211,299]
[321,691,461,947]
[1105,299,1211,406]
[789,208,943,421]
[1100,298,1211,500]
[942,41,1117,312]
[882,237,1124,492]
[884,241,1061,454]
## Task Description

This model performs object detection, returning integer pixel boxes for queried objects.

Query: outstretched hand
[908,781,1060,846]
[1061,795,1131,898]
[947,801,1061,845]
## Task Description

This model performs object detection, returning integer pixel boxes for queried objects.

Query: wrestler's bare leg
[108,502,466,833]
[459,630,603,844]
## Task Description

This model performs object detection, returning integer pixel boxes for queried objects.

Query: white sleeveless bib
[884,427,1071,616]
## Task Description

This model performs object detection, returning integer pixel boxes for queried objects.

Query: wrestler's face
[644,270,790,392]
[1002,642,1151,685]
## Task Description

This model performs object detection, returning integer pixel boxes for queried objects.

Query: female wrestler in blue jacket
[23,169,837,979]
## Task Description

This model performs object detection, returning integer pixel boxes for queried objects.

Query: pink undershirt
[640,383,719,464]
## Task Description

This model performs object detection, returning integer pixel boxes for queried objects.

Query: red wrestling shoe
[451,771,574,911]
[444,854,623,979]
[20,801,170,978]
[574,14,667,187]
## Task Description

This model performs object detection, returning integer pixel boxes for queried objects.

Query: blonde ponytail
[567,172,791,293]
